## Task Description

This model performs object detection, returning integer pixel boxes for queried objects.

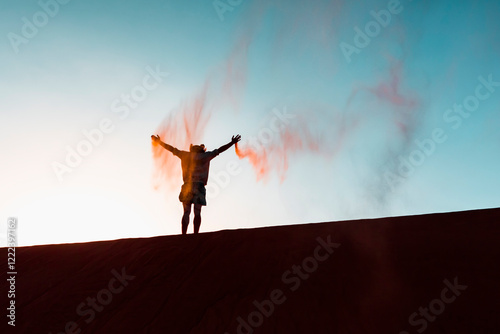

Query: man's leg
[193,204,202,234]
[182,202,191,235]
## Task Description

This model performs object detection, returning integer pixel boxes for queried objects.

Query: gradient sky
[1,0,499,246]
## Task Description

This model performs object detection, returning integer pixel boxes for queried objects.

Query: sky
[1,0,499,246]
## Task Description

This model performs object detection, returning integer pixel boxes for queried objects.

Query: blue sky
[1,0,499,246]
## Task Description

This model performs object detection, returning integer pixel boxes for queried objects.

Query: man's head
[190,144,206,153]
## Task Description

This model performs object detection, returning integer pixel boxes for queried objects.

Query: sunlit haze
[1,0,499,246]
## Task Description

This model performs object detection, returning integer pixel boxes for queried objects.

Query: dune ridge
[3,208,500,333]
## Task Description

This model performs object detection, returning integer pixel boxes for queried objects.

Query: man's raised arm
[218,134,241,154]
[151,134,175,153]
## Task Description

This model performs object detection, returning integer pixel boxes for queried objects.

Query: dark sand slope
[3,208,500,334]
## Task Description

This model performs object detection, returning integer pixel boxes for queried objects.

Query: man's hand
[231,134,241,144]
[151,134,161,143]
[218,134,242,154]
[152,135,175,152]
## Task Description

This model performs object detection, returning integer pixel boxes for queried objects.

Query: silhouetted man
[151,134,241,234]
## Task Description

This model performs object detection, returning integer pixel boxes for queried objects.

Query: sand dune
[3,208,500,333]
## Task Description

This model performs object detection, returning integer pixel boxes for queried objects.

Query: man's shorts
[179,182,207,206]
